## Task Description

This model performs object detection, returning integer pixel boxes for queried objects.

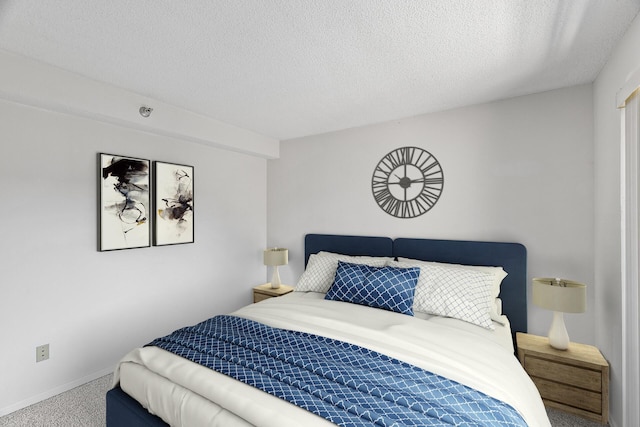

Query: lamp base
[270,266,281,289]
[548,311,570,350]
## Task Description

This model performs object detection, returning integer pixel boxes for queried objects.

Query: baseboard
[0,366,114,417]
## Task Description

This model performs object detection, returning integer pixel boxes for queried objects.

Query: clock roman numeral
[402,198,427,217]
[373,187,393,205]
[374,161,392,176]
[388,198,401,216]
[417,189,440,208]
[423,176,444,186]
[381,152,401,171]
[373,188,406,217]
[419,159,438,174]
[400,147,414,165]
[372,174,389,192]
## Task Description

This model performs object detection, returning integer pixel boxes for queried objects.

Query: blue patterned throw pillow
[325,261,378,301]
[325,262,420,315]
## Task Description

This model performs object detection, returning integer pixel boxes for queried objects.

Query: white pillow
[397,258,507,324]
[389,260,495,330]
[495,298,503,316]
[296,252,390,293]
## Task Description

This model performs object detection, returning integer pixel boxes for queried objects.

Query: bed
[106,234,550,426]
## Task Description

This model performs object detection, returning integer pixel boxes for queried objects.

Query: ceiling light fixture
[139,106,153,118]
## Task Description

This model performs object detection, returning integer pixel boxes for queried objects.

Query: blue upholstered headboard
[304,234,527,349]
[304,234,393,265]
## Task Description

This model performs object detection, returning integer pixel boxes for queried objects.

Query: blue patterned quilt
[149,315,527,427]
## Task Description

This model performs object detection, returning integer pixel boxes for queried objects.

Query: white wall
[0,98,267,414]
[268,84,595,345]
[593,11,640,427]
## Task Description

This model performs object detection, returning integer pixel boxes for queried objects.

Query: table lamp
[532,277,586,350]
[263,248,288,289]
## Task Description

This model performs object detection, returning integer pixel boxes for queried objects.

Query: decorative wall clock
[371,146,444,218]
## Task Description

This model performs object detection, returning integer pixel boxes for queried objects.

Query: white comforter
[114,292,550,426]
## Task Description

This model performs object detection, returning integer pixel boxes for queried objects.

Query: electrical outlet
[36,344,49,362]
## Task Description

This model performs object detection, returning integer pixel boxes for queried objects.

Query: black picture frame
[98,153,151,251]
[153,161,194,246]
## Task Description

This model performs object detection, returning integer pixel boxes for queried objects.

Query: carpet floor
[0,374,607,426]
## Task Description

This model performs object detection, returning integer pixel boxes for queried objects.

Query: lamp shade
[532,277,586,313]
[263,248,288,266]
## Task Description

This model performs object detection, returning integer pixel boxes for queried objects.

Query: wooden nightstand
[516,332,609,424]
[252,283,294,303]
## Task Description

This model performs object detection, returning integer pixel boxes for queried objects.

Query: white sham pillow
[389,260,495,330]
[396,257,507,325]
[495,298,503,316]
[296,252,390,293]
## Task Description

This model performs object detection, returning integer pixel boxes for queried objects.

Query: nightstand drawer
[525,355,602,392]
[532,377,602,413]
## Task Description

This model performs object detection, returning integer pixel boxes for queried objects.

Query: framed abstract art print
[98,153,151,251]
[153,161,194,246]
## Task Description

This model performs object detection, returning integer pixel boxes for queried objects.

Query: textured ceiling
[0,1,639,140]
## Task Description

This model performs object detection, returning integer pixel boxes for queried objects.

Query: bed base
[107,233,527,426]
[106,386,169,426]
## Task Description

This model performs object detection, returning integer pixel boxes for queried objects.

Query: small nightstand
[252,283,294,303]
[516,332,609,424]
